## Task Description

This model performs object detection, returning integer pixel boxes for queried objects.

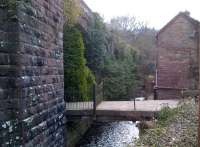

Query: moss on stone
[0,0,16,9]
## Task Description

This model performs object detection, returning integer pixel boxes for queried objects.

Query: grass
[134,99,198,147]
[156,105,180,127]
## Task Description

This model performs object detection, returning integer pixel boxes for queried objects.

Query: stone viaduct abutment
[0,0,65,146]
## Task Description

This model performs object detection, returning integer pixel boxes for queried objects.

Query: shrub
[157,106,179,126]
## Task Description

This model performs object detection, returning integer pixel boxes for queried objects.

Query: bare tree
[109,16,147,33]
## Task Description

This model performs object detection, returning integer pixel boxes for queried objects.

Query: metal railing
[95,82,103,105]
[65,89,93,111]
[65,82,104,114]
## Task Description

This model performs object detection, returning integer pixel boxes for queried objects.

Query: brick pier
[0,0,65,146]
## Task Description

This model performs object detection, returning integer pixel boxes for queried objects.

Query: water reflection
[78,121,139,147]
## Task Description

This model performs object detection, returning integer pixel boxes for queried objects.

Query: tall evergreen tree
[84,13,106,80]
[63,24,94,101]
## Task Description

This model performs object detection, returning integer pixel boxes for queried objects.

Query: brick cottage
[155,11,200,99]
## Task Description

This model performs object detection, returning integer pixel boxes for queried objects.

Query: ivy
[0,0,16,9]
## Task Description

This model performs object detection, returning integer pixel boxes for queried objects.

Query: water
[77,121,139,147]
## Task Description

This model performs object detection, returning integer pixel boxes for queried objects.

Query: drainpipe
[155,35,159,89]
[155,69,158,88]
[154,35,159,100]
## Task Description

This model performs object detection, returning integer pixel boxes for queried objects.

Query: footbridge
[65,84,179,121]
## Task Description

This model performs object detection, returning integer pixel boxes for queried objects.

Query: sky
[83,0,200,29]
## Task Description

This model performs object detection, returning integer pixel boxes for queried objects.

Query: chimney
[183,10,190,16]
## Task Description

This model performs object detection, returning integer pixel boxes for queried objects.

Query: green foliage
[64,0,81,25]
[82,13,141,100]
[63,10,149,100]
[108,16,157,94]
[1,0,16,8]
[1,0,28,22]
[1,0,31,9]
[85,66,96,96]
[157,106,179,126]
[103,45,138,100]
[63,24,95,101]
[84,13,106,78]
[98,23,141,100]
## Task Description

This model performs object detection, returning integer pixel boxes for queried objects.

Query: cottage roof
[157,11,199,38]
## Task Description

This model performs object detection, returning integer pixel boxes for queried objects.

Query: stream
[77,121,139,147]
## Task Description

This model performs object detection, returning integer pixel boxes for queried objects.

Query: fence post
[93,84,96,116]
[134,97,136,110]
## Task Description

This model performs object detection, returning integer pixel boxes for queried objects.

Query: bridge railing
[95,82,104,105]
[92,82,104,114]
[65,82,104,113]
[65,90,93,111]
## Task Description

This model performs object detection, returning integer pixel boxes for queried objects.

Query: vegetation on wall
[64,0,81,25]
[63,0,95,101]
[63,0,156,100]
[103,30,139,100]
[83,13,107,80]
[109,16,157,73]
[81,13,156,100]
[63,24,95,101]
[80,13,140,99]
[103,52,138,100]
[106,16,157,98]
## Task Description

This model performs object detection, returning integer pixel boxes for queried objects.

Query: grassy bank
[135,99,198,147]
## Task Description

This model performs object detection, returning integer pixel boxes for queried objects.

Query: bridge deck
[97,100,179,111]
[66,100,179,121]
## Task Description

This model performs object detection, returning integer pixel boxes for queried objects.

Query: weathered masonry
[0,0,65,146]
[155,11,200,99]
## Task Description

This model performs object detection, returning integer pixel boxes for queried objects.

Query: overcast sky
[84,0,200,29]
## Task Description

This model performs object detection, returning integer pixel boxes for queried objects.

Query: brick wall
[157,89,182,100]
[156,13,199,99]
[0,0,65,146]
[158,16,197,49]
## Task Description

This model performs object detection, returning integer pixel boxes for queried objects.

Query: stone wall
[156,12,199,99]
[0,0,65,146]
[78,0,94,32]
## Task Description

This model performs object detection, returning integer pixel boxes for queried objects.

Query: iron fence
[65,82,104,113]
